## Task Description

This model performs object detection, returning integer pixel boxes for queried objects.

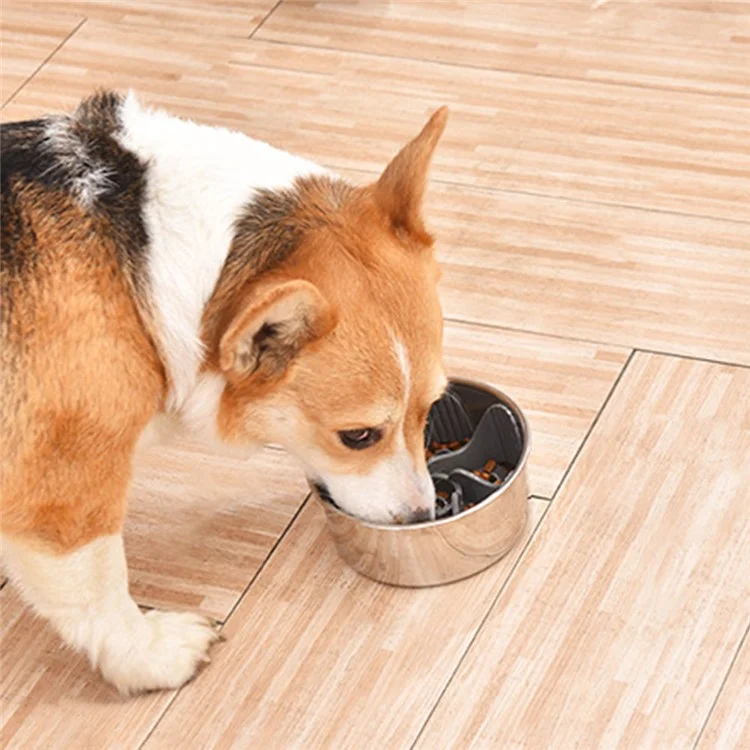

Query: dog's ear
[375,106,448,244]
[219,280,337,380]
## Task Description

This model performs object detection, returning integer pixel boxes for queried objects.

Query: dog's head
[208,108,448,524]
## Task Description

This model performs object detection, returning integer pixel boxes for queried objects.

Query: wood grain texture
[262,1,750,97]
[2,0,277,38]
[416,354,750,749]
[0,586,172,749]
[1,3,748,744]
[2,23,749,220]
[144,499,548,749]
[426,183,750,366]
[0,9,82,106]
[127,443,308,619]
[697,628,750,750]
[3,28,747,364]
[442,321,628,498]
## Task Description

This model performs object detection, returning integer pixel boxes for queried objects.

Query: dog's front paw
[100,610,222,695]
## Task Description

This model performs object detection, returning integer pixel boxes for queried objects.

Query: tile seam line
[550,349,636,501]
[250,35,750,103]
[443,316,750,371]
[693,617,750,748]
[247,0,284,40]
[137,492,311,749]
[531,495,551,503]
[1,17,87,109]
[336,168,750,228]
[409,500,552,749]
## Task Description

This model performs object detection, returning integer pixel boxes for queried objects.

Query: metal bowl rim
[316,377,531,532]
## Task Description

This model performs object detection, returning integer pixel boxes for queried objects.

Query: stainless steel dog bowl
[312,379,530,587]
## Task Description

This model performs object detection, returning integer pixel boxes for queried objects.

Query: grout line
[138,492,310,749]
[442,316,750,372]
[252,35,750,104]
[220,492,311,626]
[634,348,750,371]
[430,182,750,230]
[693,618,750,749]
[1,18,87,109]
[248,0,284,40]
[338,166,750,228]
[443,315,630,351]
[550,349,635,501]
[531,495,552,503]
[409,500,552,749]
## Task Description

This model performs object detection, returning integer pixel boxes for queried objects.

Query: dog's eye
[338,428,382,450]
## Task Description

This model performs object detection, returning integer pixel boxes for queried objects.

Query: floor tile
[2,23,748,219]
[262,1,750,97]
[425,184,750,365]
[3,25,746,365]
[143,499,548,749]
[416,354,750,748]
[127,443,308,619]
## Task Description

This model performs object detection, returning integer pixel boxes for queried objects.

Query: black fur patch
[226,187,305,281]
[0,91,149,288]
[218,176,357,296]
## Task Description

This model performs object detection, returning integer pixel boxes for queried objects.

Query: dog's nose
[409,507,434,524]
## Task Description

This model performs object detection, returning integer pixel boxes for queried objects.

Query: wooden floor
[1,2,749,748]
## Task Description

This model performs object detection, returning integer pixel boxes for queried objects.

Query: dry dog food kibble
[425,438,469,460]
[472,458,514,485]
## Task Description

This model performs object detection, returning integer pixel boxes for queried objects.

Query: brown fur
[1,103,448,551]
[0,182,165,553]
[206,108,448,479]
[201,175,357,361]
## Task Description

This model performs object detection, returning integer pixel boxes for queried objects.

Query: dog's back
[0,94,165,548]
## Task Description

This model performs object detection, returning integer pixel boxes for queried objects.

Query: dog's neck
[117,93,329,412]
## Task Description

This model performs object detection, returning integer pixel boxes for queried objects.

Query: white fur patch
[117,92,329,412]
[2,534,220,695]
[391,331,411,404]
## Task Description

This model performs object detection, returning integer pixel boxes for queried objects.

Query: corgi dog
[0,92,449,694]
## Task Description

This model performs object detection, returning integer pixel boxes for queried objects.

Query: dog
[0,91,449,694]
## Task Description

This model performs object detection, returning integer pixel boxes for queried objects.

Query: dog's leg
[2,531,220,695]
